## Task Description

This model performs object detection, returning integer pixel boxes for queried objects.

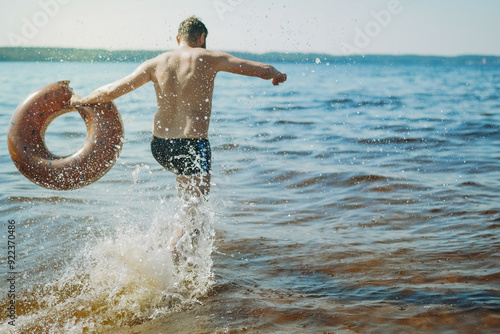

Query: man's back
[149,46,218,139]
[147,43,287,140]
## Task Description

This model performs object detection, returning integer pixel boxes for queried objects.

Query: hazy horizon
[1,0,500,56]
[2,46,500,59]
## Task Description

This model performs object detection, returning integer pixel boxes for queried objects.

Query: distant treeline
[0,47,499,66]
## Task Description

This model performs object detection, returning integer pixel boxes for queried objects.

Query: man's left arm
[213,52,287,86]
[71,60,153,105]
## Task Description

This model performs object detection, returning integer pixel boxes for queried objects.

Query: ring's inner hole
[45,111,87,157]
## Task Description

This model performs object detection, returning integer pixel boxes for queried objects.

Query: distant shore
[0,47,499,66]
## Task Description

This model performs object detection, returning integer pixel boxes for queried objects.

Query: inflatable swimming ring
[7,81,124,190]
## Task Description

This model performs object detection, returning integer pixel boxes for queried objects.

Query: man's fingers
[272,73,287,86]
[70,94,82,106]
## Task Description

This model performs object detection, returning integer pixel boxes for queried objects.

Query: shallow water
[0,59,499,333]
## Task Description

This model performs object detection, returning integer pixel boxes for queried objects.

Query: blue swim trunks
[151,136,211,175]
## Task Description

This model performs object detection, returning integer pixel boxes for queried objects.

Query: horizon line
[1,46,499,59]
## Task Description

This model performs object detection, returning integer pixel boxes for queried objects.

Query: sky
[1,0,499,56]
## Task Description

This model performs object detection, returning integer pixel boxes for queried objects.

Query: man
[71,16,287,199]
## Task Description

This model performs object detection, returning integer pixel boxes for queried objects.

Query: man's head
[177,16,208,48]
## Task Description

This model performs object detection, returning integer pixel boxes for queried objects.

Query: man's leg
[167,173,211,251]
[176,173,211,199]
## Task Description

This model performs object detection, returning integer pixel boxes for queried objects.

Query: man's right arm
[70,60,153,105]
[213,52,287,86]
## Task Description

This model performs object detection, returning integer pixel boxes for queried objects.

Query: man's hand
[272,72,287,86]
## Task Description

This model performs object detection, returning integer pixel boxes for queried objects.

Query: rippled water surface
[0,59,499,333]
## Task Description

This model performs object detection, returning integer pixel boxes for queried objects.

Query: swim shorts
[151,136,211,175]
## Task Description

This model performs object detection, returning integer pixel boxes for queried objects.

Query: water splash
[131,164,153,186]
[1,197,215,333]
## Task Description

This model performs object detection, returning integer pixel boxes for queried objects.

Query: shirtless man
[70,16,287,199]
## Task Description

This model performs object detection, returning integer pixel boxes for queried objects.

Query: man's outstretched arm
[70,61,152,105]
[214,52,287,86]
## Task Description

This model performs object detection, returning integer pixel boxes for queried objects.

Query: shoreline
[1,47,499,66]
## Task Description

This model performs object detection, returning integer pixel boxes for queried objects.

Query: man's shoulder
[181,48,223,59]
[152,50,175,61]
[143,51,176,68]
[199,50,235,67]
[204,49,230,58]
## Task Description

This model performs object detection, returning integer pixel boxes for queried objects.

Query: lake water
[0,58,499,333]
